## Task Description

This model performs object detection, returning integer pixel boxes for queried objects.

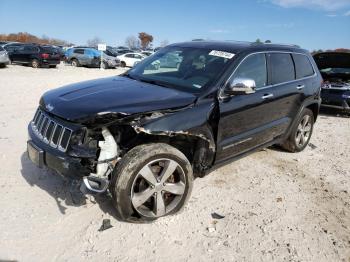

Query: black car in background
[27,41,322,221]
[4,43,61,68]
[313,52,350,113]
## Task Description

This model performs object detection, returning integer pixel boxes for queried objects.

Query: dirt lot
[0,64,349,262]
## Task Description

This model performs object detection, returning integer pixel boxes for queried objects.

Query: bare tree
[125,35,140,49]
[138,32,154,49]
[160,40,169,47]
[87,37,102,47]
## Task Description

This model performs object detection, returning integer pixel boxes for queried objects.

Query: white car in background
[141,51,154,57]
[117,53,146,67]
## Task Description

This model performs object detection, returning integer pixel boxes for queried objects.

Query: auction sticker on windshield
[209,50,235,59]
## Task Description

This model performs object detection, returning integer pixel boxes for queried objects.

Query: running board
[83,176,109,193]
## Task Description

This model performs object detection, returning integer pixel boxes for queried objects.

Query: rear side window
[73,49,84,54]
[232,53,267,89]
[292,54,314,79]
[41,46,55,53]
[268,53,295,85]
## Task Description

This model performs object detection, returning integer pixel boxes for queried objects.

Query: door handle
[296,85,305,90]
[261,93,274,99]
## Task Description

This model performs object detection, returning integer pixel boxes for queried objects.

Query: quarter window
[73,49,84,54]
[268,53,295,85]
[232,53,267,89]
[292,54,314,79]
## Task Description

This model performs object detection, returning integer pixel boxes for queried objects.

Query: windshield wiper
[137,78,171,89]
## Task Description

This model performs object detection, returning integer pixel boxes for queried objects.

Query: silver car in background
[0,46,10,67]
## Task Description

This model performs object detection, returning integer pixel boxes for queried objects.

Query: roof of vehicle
[168,40,308,55]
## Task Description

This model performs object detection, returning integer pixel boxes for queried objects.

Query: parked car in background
[141,51,154,57]
[313,52,350,113]
[0,46,10,67]
[27,41,322,222]
[116,49,134,55]
[65,47,120,69]
[4,43,60,68]
[153,47,162,52]
[117,52,146,67]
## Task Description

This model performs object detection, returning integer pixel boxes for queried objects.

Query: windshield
[127,46,234,93]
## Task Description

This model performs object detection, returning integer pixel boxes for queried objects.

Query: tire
[49,65,57,68]
[120,61,126,68]
[31,59,40,68]
[102,62,108,69]
[110,143,193,222]
[71,59,79,67]
[282,108,314,152]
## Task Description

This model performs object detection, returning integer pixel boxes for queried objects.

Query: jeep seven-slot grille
[31,109,72,152]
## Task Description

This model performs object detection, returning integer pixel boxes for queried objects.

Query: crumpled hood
[313,52,350,70]
[40,76,196,122]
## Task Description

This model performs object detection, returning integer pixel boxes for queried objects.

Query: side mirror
[225,78,256,95]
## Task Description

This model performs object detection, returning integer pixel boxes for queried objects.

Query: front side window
[128,46,232,93]
[231,53,267,89]
[268,53,295,85]
[292,54,314,79]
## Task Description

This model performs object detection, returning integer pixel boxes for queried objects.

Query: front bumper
[321,88,350,111]
[106,59,120,67]
[27,123,91,178]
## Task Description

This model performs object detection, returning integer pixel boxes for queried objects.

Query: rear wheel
[102,62,108,69]
[282,108,314,152]
[71,59,79,67]
[110,143,193,222]
[31,59,40,68]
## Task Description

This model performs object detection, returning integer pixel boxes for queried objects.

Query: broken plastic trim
[83,176,109,193]
[84,127,119,193]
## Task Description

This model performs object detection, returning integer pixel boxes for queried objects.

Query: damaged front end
[79,100,217,192]
[28,97,218,194]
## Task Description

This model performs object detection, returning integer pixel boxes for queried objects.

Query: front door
[215,52,298,163]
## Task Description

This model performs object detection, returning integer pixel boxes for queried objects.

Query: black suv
[27,41,322,221]
[5,44,61,68]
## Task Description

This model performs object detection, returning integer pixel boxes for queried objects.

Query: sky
[0,0,349,51]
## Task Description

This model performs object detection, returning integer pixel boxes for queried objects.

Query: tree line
[0,32,73,46]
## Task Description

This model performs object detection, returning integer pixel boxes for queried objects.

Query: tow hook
[83,127,118,193]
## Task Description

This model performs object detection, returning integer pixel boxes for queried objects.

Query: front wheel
[282,108,314,152]
[110,143,193,222]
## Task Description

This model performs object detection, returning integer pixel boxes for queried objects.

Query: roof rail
[251,42,300,48]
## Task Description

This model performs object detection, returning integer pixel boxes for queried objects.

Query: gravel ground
[0,64,349,262]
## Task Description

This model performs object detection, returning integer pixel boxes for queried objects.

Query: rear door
[265,52,302,128]
[73,49,85,64]
[23,45,39,63]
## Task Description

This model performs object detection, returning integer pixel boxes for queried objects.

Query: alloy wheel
[131,158,186,218]
[295,115,312,147]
